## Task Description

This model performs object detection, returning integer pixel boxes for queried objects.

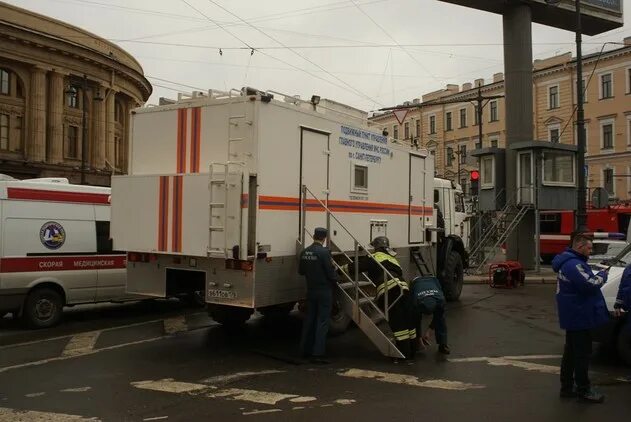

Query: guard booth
[508,141,578,210]
[470,147,506,211]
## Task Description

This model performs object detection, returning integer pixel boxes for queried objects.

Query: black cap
[314,227,328,239]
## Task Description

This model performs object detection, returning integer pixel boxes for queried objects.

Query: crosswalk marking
[61,332,100,357]
[207,388,304,405]
[338,368,485,390]
[131,379,210,394]
[0,407,99,421]
[163,316,188,335]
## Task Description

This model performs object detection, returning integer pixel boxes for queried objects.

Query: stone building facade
[0,2,151,185]
[370,38,631,200]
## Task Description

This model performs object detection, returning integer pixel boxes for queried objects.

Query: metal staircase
[467,200,531,274]
[299,185,406,359]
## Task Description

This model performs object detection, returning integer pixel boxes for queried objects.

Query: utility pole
[81,74,88,185]
[574,0,587,232]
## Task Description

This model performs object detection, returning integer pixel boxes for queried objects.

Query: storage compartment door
[409,154,427,244]
[300,128,330,241]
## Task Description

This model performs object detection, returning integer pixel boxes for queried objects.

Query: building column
[106,92,115,169]
[92,88,106,169]
[503,3,536,268]
[47,71,65,164]
[27,67,47,162]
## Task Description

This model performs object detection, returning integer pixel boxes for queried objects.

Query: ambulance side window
[96,221,113,254]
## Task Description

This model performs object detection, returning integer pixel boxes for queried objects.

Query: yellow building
[370,37,631,200]
[0,2,151,185]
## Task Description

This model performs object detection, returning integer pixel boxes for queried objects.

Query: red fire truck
[540,205,631,262]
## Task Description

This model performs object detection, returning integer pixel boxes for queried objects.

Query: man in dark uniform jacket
[299,227,337,364]
[410,276,450,355]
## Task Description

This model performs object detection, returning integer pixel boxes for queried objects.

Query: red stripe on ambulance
[0,255,126,273]
[7,188,110,205]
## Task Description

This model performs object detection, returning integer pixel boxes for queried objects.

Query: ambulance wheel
[22,287,64,329]
[442,251,464,302]
[208,304,252,327]
[329,292,351,336]
[617,321,631,366]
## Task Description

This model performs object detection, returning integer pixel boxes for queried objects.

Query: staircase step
[338,281,372,290]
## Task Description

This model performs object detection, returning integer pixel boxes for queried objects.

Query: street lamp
[545,0,587,231]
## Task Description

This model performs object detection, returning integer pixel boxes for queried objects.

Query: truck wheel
[22,287,64,329]
[441,251,464,302]
[329,292,352,335]
[208,304,253,327]
[617,321,631,366]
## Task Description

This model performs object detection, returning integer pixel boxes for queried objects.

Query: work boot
[438,344,451,355]
[577,390,605,403]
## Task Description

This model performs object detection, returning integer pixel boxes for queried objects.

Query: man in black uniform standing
[299,227,337,364]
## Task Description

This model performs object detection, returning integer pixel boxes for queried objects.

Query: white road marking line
[207,388,301,405]
[338,369,485,391]
[242,409,282,416]
[334,399,356,405]
[24,392,46,398]
[485,358,560,375]
[202,370,285,385]
[289,396,317,403]
[143,417,169,421]
[163,316,188,335]
[0,336,164,374]
[61,332,100,358]
[449,354,561,363]
[0,316,204,351]
[131,379,210,394]
[0,407,100,421]
[60,387,92,393]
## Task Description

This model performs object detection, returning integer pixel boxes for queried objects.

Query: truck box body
[112,91,436,310]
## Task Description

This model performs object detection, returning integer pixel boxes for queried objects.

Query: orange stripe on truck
[177,108,188,173]
[190,107,201,173]
[158,176,170,251]
[171,175,183,252]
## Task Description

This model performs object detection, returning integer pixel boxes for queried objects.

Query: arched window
[66,86,79,108]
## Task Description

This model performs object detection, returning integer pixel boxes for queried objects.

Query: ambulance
[112,87,469,357]
[0,176,132,328]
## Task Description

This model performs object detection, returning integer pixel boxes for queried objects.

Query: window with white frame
[393,125,398,140]
[473,137,481,149]
[489,136,499,148]
[429,115,436,134]
[459,108,467,128]
[473,105,479,125]
[543,150,575,186]
[415,119,420,138]
[548,85,559,109]
[603,167,614,197]
[548,124,560,143]
[445,112,453,131]
[404,122,410,139]
[600,73,613,99]
[352,164,368,191]
[481,156,494,188]
[601,119,614,150]
[490,100,499,122]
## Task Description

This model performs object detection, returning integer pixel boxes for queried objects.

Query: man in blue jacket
[552,233,609,403]
[614,265,631,318]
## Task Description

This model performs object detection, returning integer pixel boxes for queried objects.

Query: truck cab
[434,178,469,250]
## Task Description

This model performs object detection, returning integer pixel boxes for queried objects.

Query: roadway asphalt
[0,284,630,421]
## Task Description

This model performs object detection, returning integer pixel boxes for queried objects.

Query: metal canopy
[438,0,623,35]
[508,140,578,151]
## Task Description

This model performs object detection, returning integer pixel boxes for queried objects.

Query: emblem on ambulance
[40,221,66,250]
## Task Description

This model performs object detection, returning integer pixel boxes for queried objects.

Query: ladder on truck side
[208,162,249,260]
[467,199,531,274]
[299,185,407,359]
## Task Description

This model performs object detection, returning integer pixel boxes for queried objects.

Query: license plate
[207,289,237,299]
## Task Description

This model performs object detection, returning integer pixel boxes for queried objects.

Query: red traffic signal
[470,170,480,181]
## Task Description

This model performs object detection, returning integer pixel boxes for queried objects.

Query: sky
[6,0,630,111]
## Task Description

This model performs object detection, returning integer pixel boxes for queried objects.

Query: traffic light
[470,170,480,196]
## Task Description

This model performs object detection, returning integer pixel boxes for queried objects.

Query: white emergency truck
[0,176,131,328]
[111,88,469,358]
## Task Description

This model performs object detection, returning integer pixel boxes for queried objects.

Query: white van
[0,176,135,328]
